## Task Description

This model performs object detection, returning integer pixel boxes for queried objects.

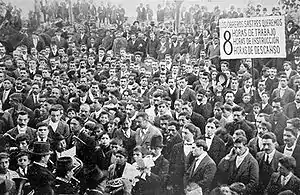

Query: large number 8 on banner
[223,31,233,55]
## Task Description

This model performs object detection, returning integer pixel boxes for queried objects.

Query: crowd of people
[0,0,300,195]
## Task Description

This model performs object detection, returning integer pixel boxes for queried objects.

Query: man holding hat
[0,152,19,180]
[27,141,55,195]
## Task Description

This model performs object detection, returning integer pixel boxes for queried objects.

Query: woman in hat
[27,141,55,195]
[52,156,80,195]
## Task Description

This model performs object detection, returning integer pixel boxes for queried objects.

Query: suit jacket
[201,135,226,165]
[265,172,300,195]
[74,33,88,47]
[135,125,162,148]
[132,173,161,195]
[0,111,14,134]
[188,43,202,59]
[6,126,36,141]
[169,142,195,194]
[23,93,41,111]
[270,113,288,146]
[278,144,300,178]
[284,101,300,119]
[6,105,34,128]
[0,89,15,111]
[178,87,196,103]
[43,119,70,140]
[248,137,263,158]
[218,152,259,194]
[271,87,295,106]
[152,155,169,193]
[191,112,206,135]
[113,128,136,162]
[256,150,284,192]
[260,104,273,115]
[163,134,182,161]
[185,154,216,195]
[27,162,55,195]
[167,87,179,109]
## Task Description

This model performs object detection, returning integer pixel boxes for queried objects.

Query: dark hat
[16,150,29,159]
[53,133,65,142]
[216,72,228,87]
[56,156,74,172]
[150,135,164,148]
[134,51,143,56]
[73,132,96,149]
[0,152,9,160]
[29,142,53,156]
[115,148,128,158]
[0,179,15,194]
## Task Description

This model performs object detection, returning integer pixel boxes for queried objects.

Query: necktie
[265,154,269,164]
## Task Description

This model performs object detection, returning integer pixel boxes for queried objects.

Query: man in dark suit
[218,136,259,195]
[162,120,182,161]
[168,122,196,195]
[201,118,226,165]
[279,127,300,178]
[256,132,284,194]
[27,141,55,195]
[265,156,300,195]
[43,105,70,140]
[26,31,46,52]
[0,77,15,111]
[177,76,196,103]
[270,98,289,146]
[284,90,300,119]
[5,110,36,141]
[51,29,68,49]
[149,135,169,195]
[182,102,206,134]
[167,78,179,110]
[185,139,216,195]
[23,82,42,111]
[271,74,295,106]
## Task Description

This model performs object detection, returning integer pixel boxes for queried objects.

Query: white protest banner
[219,16,286,59]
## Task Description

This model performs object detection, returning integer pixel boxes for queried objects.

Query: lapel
[191,155,207,177]
[235,154,250,179]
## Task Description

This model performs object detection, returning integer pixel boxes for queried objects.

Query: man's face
[234,143,246,156]
[158,103,168,115]
[225,93,234,103]
[213,107,222,117]
[0,157,9,173]
[272,102,281,114]
[17,114,29,128]
[79,106,90,119]
[51,88,61,99]
[38,126,49,139]
[99,114,109,125]
[262,138,275,154]
[160,119,168,131]
[295,91,300,103]
[205,122,216,137]
[115,153,127,165]
[283,130,297,147]
[178,115,188,127]
[3,80,12,90]
[70,119,81,132]
[280,78,288,88]
[135,116,147,129]
[56,140,67,152]
[233,111,243,123]
[168,125,177,137]
[50,110,61,122]
[19,140,29,150]
[126,105,135,118]
[174,101,182,113]
[178,79,187,89]
[17,155,30,168]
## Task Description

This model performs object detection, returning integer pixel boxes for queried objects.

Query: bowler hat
[29,142,53,155]
[56,156,74,172]
[150,135,165,148]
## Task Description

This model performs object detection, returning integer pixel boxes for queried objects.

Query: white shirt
[258,137,263,150]
[284,142,296,157]
[49,120,59,132]
[264,149,276,164]
[279,87,287,98]
[205,135,214,150]
[281,172,293,186]
[122,129,131,138]
[18,166,28,176]
[184,141,194,156]
[236,148,249,168]
[194,152,207,172]
[37,137,47,142]
[17,126,27,134]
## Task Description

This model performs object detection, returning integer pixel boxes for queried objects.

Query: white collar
[153,154,161,161]
[236,148,249,161]
[195,152,207,162]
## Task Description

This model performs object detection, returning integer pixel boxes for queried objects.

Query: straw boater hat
[29,142,53,155]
